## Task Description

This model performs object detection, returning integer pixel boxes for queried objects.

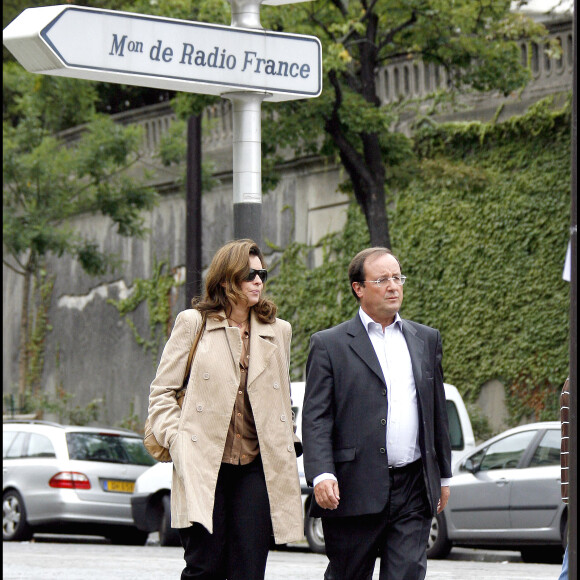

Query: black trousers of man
[178,455,272,580]
[321,459,432,580]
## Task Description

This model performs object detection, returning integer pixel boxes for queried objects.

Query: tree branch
[377,11,418,53]
[3,258,27,277]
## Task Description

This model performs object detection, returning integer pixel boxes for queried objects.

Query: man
[302,247,452,580]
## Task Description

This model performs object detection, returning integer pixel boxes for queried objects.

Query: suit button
[287,444,293,452]
[196,404,203,412]
[380,447,386,454]
[280,414,287,422]
[382,389,387,396]
[273,382,280,389]
[203,372,210,380]
[191,435,198,442]
[380,418,386,425]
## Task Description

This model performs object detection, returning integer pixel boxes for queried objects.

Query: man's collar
[358,307,402,330]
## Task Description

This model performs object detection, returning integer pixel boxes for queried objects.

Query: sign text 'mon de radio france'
[3,5,322,102]
[111,35,313,82]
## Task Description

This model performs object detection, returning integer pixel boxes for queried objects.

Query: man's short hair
[348,247,400,300]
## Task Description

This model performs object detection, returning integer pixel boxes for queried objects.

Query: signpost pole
[226,91,268,246]
[227,0,267,246]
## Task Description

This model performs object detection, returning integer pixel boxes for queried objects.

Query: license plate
[103,480,135,493]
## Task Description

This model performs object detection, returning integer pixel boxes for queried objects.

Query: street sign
[3,5,322,102]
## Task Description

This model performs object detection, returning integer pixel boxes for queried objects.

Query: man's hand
[314,479,340,510]
[437,486,450,514]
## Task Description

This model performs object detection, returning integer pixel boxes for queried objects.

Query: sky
[514,0,574,12]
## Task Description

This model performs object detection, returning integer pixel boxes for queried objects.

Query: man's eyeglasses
[245,268,268,283]
[362,275,406,287]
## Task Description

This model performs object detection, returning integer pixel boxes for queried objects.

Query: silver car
[427,421,566,563]
[3,420,156,544]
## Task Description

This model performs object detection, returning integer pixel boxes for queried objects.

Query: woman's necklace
[228,315,250,364]
[227,315,249,329]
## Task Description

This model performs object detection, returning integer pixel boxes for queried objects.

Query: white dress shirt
[359,308,420,467]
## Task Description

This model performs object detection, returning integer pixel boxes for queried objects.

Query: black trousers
[322,459,432,580]
[178,455,272,580]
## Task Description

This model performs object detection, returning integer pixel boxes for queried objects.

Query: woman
[148,239,303,580]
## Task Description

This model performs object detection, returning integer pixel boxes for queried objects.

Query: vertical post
[185,114,203,308]
[226,0,269,247]
[569,3,577,578]
[225,91,268,247]
[229,0,263,29]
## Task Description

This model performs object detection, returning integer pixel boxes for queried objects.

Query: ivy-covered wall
[269,97,571,427]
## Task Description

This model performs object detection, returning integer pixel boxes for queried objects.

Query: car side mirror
[464,457,480,474]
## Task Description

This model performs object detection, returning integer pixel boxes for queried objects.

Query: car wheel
[3,490,33,542]
[426,512,451,559]
[159,494,181,547]
[560,511,568,549]
[108,527,149,546]
[305,515,326,554]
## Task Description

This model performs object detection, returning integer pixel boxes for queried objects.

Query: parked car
[292,382,476,554]
[3,419,156,544]
[427,421,565,563]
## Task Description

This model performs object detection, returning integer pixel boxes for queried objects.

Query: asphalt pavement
[1,535,562,580]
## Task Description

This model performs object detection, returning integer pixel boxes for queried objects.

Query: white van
[290,381,476,553]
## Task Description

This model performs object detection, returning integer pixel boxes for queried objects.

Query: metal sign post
[226,91,268,243]
[225,0,291,244]
[3,1,321,247]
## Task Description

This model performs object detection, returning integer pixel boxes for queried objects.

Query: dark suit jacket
[302,313,452,519]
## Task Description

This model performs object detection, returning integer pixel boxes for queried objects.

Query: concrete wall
[2,148,348,425]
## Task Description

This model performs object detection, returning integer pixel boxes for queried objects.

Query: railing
[376,26,573,105]
[109,99,234,156]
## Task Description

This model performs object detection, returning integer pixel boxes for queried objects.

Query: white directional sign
[3,5,322,102]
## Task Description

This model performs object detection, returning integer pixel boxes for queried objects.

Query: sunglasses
[244,268,268,283]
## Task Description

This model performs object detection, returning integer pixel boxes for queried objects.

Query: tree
[257,0,553,247]
[104,0,553,249]
[3,62,159,401]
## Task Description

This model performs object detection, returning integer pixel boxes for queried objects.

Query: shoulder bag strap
[183,312,207,386]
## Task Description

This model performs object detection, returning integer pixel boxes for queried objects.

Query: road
[2,535,562,580]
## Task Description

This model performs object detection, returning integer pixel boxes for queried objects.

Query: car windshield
[66,432,156,466]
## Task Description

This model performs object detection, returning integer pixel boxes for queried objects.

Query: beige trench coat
[148,308,304,545]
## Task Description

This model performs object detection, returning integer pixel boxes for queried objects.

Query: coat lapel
[247,311,277,387]
[347,316,386,385]
[205,313,242,379]
[402,320,424,390]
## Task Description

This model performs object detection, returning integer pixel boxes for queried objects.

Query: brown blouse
[221,326,259,465]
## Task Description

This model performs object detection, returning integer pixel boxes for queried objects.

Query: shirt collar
[358,307,403,332]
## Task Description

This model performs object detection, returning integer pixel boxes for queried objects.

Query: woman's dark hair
[191,239,277,323]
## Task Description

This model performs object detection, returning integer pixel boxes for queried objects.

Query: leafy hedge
[269,96,571,426]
